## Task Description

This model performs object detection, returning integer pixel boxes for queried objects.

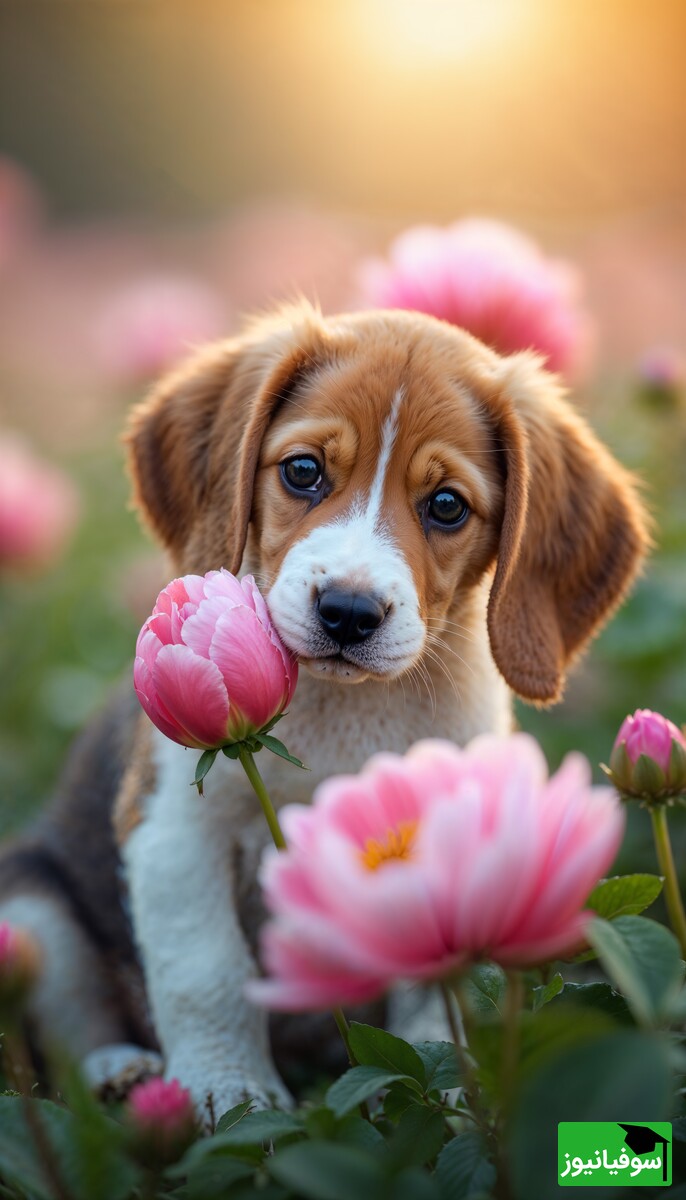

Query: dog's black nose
[317,589,387,646]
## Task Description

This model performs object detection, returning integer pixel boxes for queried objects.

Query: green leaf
[215,1099,253,1133]
[387,1103,445,1168]
[348,1023,427,1085]
[412,1040,462,1091]
[326,1066,417,1117]
[588,915,684,1025]
[254,732,308,769]
[549,981,633,1024]
[383,1081,421,1122]
[463,964,507,1015]
[436,1131,497,1198]
[633,752,666,793]
[210,1108,304,1146]
[532,972,563,1012]
[586,874,664,920]
[193,748,218,793]
[0,1095,138,1200]
[507,1030,673,1200]
[221,743,241,759]
[391,1166,443,1200]
[183,1155,255,1200]
[268,1141,387,1200]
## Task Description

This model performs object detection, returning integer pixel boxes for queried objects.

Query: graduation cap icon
[618,1124,669,1183]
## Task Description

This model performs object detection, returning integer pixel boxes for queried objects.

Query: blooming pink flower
[127,1078,196,1166]
[608,709,686,801]
[357,219,592,378]
[0,435,79,573]
[0,922,41,1013]
[94,275,224,383]
[134,570,298,750]
[248,735,624,1010]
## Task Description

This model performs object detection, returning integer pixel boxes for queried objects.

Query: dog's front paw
[165,1059,293,1131]
[82,1043,164,1102]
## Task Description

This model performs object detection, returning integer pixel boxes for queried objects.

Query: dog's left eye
[281,455,323,494]
[426,488,470,529]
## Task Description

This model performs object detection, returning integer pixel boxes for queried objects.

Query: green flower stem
[650,804,686,958]
[238,747,287,851]
[237,746,362,1082]
[500,971,524,1117]
[441,982,488,1130]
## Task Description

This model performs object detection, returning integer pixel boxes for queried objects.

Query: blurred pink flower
[0,922,41,1014]
[637,346,685,391]
[0,157,42,272]
[94,275,225,383]
[249,734,624,1011]
[127,1078,196,1166]
[135,570,298,750]
[608,709,686,800]
[357,219,592,378]
[0,435,79,573]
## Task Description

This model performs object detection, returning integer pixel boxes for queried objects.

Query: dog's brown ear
[486,355,650,705]
[125,307,327,570]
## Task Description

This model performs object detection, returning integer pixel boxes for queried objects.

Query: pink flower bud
[606,709,686,802]
[126,1078,197,1167]
[134,570,298,750]
[0,922,41,1016]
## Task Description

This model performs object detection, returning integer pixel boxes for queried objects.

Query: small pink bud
[0,922,41,1016]
[126,1078,197,1167]
[606,709,686,802]
[134,570,298,754]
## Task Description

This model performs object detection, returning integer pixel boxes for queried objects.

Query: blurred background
[0,0,685,882]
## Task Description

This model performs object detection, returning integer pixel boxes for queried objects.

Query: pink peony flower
[134,570,298,750]
[607,709,686,801]
[0,435,79,573]
[249,735,624,1011]
[0,922,41,1014]
[94,275,224,384]
[127,1078,196,1166]
[357,218,592,378]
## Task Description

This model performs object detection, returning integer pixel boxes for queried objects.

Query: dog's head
[126,304,649,704]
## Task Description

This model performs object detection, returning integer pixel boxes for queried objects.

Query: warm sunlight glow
[361,0,528,66]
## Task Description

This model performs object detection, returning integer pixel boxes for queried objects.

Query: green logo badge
[558,1122,672,1187]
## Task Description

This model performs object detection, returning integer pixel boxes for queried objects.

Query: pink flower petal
[152,644,230,749]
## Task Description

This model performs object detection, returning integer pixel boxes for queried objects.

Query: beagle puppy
[0,304,649,1121]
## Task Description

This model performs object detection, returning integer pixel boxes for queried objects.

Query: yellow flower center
[360,821,418,870]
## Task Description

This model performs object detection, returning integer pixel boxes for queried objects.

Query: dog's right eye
[281,455,323,494]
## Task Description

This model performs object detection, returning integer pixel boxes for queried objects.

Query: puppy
[0,304,649,1120]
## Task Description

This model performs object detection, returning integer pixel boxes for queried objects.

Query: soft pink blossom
[357,219,592,378]
[94,275,224,383]
[134,570,298,749]
[127,1078,196,1165]
[0,436,79,572]
[0,157,42,271]
[249,735,624,1010]
[637,346,685,391]
[0,922,41,1011]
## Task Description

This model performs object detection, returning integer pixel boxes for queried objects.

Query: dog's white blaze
[268,387,426,672]
[363,386,404,531]
[122,732,292,1121]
